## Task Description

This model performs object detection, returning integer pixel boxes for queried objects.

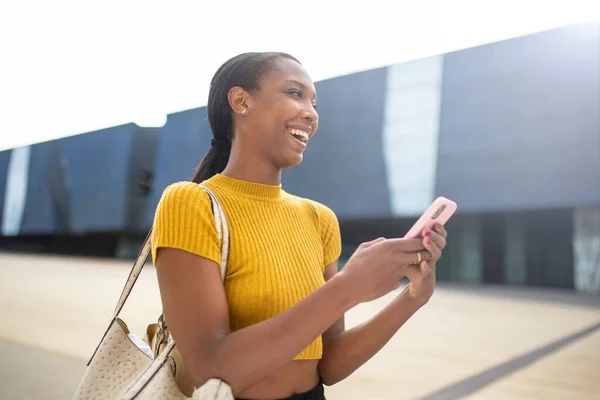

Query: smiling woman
[192,53,319,182]
[150,52,446,400]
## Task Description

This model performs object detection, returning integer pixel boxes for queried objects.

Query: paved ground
[1,252,599,399]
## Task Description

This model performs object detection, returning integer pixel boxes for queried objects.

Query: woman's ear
[228,86,249,115]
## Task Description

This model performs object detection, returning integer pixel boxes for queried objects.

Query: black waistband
[280,380,325,400]
[236,381,325,400]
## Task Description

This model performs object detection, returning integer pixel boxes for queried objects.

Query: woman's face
[239,58,319,169]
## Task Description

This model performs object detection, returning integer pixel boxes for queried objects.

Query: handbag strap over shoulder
[112,185,229,321]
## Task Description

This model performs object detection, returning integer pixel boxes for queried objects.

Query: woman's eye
[289,90,302,97]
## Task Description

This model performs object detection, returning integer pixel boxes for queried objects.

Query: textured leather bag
[73,186,234,400]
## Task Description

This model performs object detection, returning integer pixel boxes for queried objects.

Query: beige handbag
[73,186,234,400]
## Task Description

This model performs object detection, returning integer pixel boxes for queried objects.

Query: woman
[151,52,447,400]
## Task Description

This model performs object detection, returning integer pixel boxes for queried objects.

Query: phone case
[403,197,458,238]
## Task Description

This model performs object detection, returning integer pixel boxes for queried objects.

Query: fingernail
[436,223,442,230]
[424,230,431,237]
[426,239,432,245]
[422,261,428,269]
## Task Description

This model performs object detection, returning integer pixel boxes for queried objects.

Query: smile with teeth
[289,128,309,144]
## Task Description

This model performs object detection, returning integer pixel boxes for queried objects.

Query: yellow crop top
[151,174,342,360]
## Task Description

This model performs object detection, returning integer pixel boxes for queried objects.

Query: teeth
[289,128,309,143]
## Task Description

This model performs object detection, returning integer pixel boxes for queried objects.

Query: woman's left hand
[406,223,448,303]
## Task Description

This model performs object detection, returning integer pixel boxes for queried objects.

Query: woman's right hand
[338,237,431,304]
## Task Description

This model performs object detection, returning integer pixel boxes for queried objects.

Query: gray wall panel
[19,126,157,235]
[20,143,59,234]
[437,22,600,212]
[148,107,212,226]
[124,127,159,232]
[59,125,135,233]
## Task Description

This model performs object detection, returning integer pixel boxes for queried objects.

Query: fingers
[423,235,442,262]
[423,227,447,250]
[420,260,433,275]
[383,238,426,252]
[404,264,421,280]
[415,250,432,264]
[360,237,386,249]
[381,238,430,267]
[396,250,431,272]
[405,260,434,285]
[433,222,447,239]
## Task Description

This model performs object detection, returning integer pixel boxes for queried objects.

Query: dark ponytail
[191,52,300,183]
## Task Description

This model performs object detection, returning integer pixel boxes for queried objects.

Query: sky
[1,0,599,151]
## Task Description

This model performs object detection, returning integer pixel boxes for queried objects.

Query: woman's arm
[318,263,424,385]
[155,237,425,394]
[318,225,447,385]
[157,248,354,394]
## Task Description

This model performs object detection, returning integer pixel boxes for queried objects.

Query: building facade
[1,22,599,292]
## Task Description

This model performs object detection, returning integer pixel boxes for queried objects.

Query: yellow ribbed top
[151,174,342,360]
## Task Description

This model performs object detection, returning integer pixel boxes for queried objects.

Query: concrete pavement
[1,252,599,399]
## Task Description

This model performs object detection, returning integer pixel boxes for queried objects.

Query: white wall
[2,146,30,236]
[382,56,444,216]
[574,207,600,294]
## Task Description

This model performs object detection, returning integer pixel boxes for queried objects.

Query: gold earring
[241,109,247,115]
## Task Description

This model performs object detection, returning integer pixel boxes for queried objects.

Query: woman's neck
[221,152,282,186]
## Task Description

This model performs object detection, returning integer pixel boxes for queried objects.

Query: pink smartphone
[403,197,458,239]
